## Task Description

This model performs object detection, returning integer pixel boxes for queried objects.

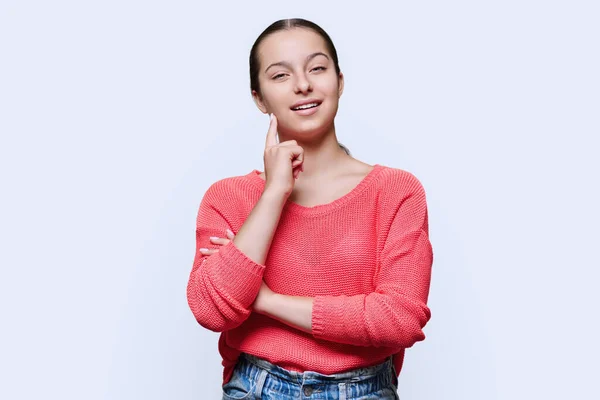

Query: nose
[294,72,313,94]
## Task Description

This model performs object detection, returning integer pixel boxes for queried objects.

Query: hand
[198,228,235,255]
[263,113,304,196]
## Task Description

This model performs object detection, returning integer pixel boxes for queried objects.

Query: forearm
[257,289,430,348]
[232,188,287,265]
[260,293,314,334]
[188,185,287,332]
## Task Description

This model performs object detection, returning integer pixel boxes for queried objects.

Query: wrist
[261,187,289,205]
[257,291,279,316]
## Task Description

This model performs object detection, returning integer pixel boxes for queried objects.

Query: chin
[291,110,335,128]
[282,117,332,137]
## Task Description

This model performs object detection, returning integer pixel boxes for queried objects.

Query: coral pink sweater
[186,164,433,385]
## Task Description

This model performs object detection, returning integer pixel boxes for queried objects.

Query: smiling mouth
[291,102,321,111]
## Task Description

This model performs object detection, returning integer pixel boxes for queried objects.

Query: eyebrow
[264,52,330,74]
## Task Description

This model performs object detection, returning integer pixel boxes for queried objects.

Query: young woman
[187,18,434,400]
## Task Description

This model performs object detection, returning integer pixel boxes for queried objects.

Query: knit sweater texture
[186,164,434,385]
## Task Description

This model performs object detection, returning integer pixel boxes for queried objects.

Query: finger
[226,229,235,239]
[295,147,304,165]
[209,236,229,245]
[287,145,304,164]
[292,158,303,169]
[199,248,219,255]
[282,145,303,170]
[277,140,297,146]
[264,113,278,149]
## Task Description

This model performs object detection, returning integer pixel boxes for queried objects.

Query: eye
[273,73,287,80]
[311,66,326,72]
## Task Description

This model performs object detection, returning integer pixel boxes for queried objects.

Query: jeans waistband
[238,352,395,387]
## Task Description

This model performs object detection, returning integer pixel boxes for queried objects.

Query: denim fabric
[222,352,400,399]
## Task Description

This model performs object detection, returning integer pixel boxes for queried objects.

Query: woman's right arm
[186,183,287,332]
[187,114,304,332]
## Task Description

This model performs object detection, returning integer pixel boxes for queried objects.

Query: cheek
[264,90,290,111]
[318,78,340,100]
[318,78,341,99]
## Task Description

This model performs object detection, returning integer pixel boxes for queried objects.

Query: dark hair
[249,18,351,156]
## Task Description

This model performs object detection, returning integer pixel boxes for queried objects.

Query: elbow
[371,304,431,348]
[186,279,250,332]
[371,322,428,349]
[187,295,246,333]
[396,322,428,348]
[194,315,224,332]
[393,305,431,348]
[186,288,225,332]
[188,301,228,332]
[194,314,237,333]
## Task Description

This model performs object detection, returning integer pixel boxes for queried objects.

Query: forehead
[258,28,329,66]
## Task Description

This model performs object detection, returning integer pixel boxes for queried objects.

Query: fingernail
[209,236,218,240]
[226,229,233,235]
[199,248,208,252]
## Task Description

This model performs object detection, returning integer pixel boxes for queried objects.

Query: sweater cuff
[208,241,266,307]
[311,294,364,341]
[311,295,328,338]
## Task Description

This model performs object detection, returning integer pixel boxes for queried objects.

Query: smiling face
[252,28,344,139]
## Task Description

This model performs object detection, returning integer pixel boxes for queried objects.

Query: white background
[1,1,598,399]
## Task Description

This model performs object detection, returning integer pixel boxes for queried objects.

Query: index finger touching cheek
[265,113,278,149]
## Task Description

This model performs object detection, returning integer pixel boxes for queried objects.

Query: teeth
[293,102,319,110]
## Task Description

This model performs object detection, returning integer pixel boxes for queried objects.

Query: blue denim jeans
[222,352,400,399]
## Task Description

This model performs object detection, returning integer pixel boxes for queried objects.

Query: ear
[337,71,344,98]
[252,90,268,114]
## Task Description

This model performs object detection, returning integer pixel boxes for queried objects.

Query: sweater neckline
[245,164,385,216]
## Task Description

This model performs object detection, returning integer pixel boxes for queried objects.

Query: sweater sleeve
[186,182,266,332]
[311,174,433,348]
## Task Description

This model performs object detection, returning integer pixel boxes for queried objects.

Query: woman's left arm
[257,174,434,348]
